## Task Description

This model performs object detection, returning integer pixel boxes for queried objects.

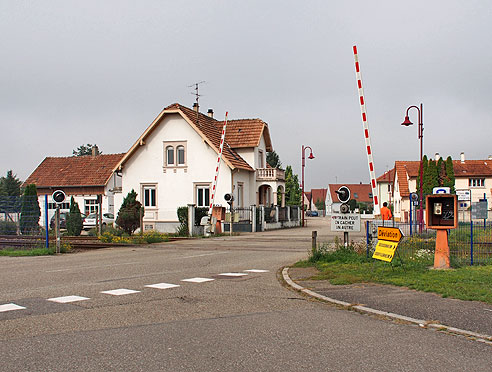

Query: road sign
[330,213,361,232]
[52,190,66,204]
[377,226,403,242]
[433,187,450,194]
[456,189,471,201]
[335,186,351,203]
[372,240,399,262]
[472,201,488,219]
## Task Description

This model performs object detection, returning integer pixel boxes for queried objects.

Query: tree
[19,184,40,235]
[284,166,301,205]
[116,189,143,235]
[314,198,325,211]
[66,196,83,236]
[443,156,455,193]
[0,170,22,196]
[266,151,282,169]
[73,144,101,156]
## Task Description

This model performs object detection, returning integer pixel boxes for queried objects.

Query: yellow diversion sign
[373,227,404,262]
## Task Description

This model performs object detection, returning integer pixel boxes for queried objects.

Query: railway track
[0,235,117,250]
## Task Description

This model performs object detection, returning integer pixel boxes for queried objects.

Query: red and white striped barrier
[353,46,380,215]
[209,112,229,215]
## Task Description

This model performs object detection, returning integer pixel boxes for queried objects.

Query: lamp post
[401,103,424,232]
[301,145,315,227]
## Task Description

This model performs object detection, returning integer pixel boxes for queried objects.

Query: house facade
[390,153,492,222]
[112,103,285,232]
[24,150,125,225]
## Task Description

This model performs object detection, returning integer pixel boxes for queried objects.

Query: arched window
[177,145,185,165]
[166,146,174,166]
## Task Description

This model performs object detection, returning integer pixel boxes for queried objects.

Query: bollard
[312,231,317,253]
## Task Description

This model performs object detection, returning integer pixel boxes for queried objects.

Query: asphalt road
[1,218,491,371]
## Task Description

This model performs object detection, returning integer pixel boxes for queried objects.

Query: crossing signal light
[224,193,234,206]
[335,186,351,204]
[52,190,66,204]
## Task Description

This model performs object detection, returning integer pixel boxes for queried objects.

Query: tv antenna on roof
[188,81,206,109]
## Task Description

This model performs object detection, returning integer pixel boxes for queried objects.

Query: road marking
[0,303,26,312]
[218,273,248,277]
[100,289,141,296]
[484,309,492,312]
[244,269,269,273]
[47,296,90,303]
[181,277,214,283]
[145,283,180,289]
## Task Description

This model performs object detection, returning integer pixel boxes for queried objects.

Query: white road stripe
[47,296,90,303]
[0,303,26,312]
[100,289,140,296]
[218,273,248,277]
[145,283,180,289]
[244,269,269,273]
[181,277,214,283]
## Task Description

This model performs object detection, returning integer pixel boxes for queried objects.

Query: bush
[66,197,83,236]
[116,190,143,235]
[0,221,17,235]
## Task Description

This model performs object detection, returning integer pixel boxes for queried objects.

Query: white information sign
[456,189,471,201]
[330,213,361,232]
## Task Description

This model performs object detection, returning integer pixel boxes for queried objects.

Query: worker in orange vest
[380,202,392,222]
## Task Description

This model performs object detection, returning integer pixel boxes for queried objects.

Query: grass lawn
[296,245,492,304]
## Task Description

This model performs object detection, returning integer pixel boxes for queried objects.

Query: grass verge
[297,242,492,304]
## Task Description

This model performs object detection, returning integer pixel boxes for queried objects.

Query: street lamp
[401,103,424,232]
[301,145,315,227]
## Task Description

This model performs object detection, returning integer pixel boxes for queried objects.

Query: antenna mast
[189,81,205,125]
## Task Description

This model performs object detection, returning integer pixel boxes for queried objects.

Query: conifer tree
[19,184,40,235]
[444,156,455,193]
[66,196,83,236]
[116,189,143,234]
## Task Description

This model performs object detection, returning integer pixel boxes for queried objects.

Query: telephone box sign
[330,213,361,232]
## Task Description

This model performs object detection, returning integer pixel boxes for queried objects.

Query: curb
[282,267,492,345]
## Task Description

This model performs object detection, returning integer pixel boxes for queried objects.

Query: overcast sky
[1,0,491,190]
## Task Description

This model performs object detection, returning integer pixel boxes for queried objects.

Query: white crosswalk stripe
[145,283,180,289]
[181,277,214,283]
[100,289,140,296]
[218,272,248,277]
[0,303,26,312]
[47,295,90,303]
[244,269,269,273]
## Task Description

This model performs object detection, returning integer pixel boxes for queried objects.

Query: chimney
[207,108,214,118]
[193,103,199,112]
[460,152,465,163]
[91,145,99,157]
[488,155,492,160]
[435,152,440,161]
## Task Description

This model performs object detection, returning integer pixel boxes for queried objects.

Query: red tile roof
[376,168,395,183]
[393,159,492,196]
[219,119,273,151]
[328,184,373,203]
[311,188,328,205]
[117,103,257,172]
[25,154,125,188]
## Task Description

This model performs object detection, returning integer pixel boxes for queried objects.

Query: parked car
[306,210,319,217]
[83,213,115,230]
[50,212,68,229]
[50,212,86,229]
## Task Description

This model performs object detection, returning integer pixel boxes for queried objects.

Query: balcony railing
[256,168,285,181]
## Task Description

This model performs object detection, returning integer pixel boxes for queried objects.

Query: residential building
[24,149,124,224]
[310,188,328,216]
[390,153,492,222]
[112,103,285,232]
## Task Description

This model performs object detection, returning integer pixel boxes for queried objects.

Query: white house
[24,148,124,225]
[112,103,285,232]
[391,152,492,222]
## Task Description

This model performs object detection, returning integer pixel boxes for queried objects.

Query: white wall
[118,114,242,230]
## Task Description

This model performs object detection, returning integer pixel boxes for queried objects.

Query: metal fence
[264,207,276,223]
[0,196,42,236]
[366,220,492,265]
[231,207,252,222]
